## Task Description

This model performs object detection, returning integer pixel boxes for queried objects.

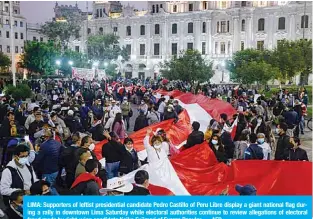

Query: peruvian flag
[94,90,312,196]
[117,86,125,95]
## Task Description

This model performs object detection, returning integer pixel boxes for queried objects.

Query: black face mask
[43,192,51,196]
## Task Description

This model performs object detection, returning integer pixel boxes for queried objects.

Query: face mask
[257,119,262,123]
[211,140,218,145]
[43,191,51,196]
[89,143,95,151]
[154,144,162,149]
[94,168,99,175]
[125,145,133,152]
[275,128,281,134]
[18,157,28,166]
[167,108,172,112]
[82,104,86,107]
[257,138,265,144]
[15,204,23,213]
[88,156,93,160]
[141,102,144,105]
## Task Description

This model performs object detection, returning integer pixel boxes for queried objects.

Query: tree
[160,50,213,84]
[40,11,82,48]
[21,41,61,75]
[234,61,280,85]
[58,49,89,76]
[103,63,118,77]
[0,52,11,71]
[87,33,129,62]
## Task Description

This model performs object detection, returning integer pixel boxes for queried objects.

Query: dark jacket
[174,105,183,115]
[89,124,106,141]
[59,145,79,188]
[28,120,45,138]
[5,206,22,219]
[102,140,125,163]
[0,119,20,138]
[275,133,292,160]
[283,110,298,128]
[220,131,235,159]
[119,149,139,174]
[163,110,178,122]
[244,143,264,160]
[134,115,148,131]
[209,143,227,163]
[34,139,62,174]
[91,105,104,117]
[64,116,83,133]
[184,131,204,149]
[70,173,101,195]
[283,147,308,161]
[125,185,150,196]
[293,105,302,123]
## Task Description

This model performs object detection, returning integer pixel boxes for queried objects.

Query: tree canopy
[160,50,213,84]
[0,52,11,71]
[58,49,89,76]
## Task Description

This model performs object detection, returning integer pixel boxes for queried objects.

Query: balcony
[138,55,147,59]
[151,55,162,59]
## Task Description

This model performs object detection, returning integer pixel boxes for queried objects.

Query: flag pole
[10,1,16,86]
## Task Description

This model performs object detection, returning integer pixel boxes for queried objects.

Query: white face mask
[257,119,262,123]
[18,157,28,166]
[211,140,218,145]
[88,156,93,160]
[89,143,95,151]
[154,144,162,149]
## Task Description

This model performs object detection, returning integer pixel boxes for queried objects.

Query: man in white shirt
[157,97,166,121]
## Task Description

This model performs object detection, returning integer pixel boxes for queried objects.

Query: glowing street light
[56,60,61,66]
[68,60,73,66]
[93,61,99,67]
[104,62,108,67]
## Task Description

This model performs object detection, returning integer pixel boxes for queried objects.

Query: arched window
[155,24,160,34]
[172,23,177,34]
[188,22,193,33]
[258,18,265,31]
[140,25,145,35]
[126,26,131,36]
[87,28,91,35]
[202,22,206,33]
[156,4,159,13]
[241,19,245,31]
[278,17,285,30]
[301,15,309,28]
[152,5,155,13]
[99,27,103,34]
[217,21,220,33]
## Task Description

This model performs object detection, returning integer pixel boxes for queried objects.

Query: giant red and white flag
[94,90,312,196]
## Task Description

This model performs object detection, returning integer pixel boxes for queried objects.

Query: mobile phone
[24,135,30,143]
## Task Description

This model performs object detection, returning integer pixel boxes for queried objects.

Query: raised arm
[144,128,152,149]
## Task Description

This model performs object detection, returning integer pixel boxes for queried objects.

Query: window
[15,32,18,39]
[241,1,247,7]
[221,21,227,33]
[172,43,177,55]
[278,17,285,30]
[154,43,160,55]
[14,21,17,26]
[6,20,9,25]
[40,37,43,42]
[221,1,227,8]
[7,46,10,53]
[188,22,193,33]
[241,20,245,31]
[126,44,131,55]
[126,26,131,36]
[15,46,18,53]
[0,45,2,52]
[202,22,206,33]
[33,36,36,41]
[301,15,309,28]
[14,9,17,14]
[189,3,193,11]
[20,33,23,39]
[258,18,265,31]
[0,31,1,37]
[21,47,24,53]
[241,41,244,50]
[87,28,91,34]
[140,44,145,55]
[113,27,118,32]
[20,22,23,27]
[173,5,177,12]
[217,21,220,33]
[140,25,145,35]
[152,5,155,13]
[227,21,230,32]
[202,42,206,55]
[155,24,160,35]
[220,42,225,54]
[75,46,79,52]
[103,8,106,14]
[172,23,177,34]
[215,42,218,54]
[257,40,264,50]
[100,8,103,17]
[160,4,163,8]
[203,1,208,9]
[99,27,103,34]
[96,9,99,18]
[156,5,159,13]
[187,43,193,50]
[228,41,231,54]
[5,7,8,12]
[6,31,9,38]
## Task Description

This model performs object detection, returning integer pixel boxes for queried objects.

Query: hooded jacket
[70,172,102,195]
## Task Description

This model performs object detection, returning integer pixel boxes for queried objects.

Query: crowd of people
[0,77,310,218]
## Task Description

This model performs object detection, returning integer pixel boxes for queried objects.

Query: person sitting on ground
[75,148,92,178]
[184,121,204,149]
[30,180,54,196]
[235,184,257,196]
[283,137,309,161]
[5,190,24,219]
[70,159,102,195]
[244,133,264,160]
[126,170,150,196]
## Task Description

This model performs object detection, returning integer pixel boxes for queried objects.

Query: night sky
[20,1,147,23]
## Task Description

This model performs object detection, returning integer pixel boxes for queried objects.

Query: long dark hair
[209,134,224,152]
[112,112,123,130]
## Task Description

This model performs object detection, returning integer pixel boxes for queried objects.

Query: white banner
[97,69,106,80]
[72,67,95,81]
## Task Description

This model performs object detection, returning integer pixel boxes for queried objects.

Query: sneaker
[301,132,304,135]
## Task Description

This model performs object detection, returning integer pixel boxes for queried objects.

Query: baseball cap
[68,110,74,116]
[99,178,133,193]
[235,184,257,195]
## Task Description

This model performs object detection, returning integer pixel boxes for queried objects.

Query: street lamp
[56,60,61,75]
[68,60,73,66]
[104,62,108,67]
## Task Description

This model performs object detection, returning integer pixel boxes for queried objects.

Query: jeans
[106,161,120,179]
[123,116,130,130]
[300,116,304,133]
[159,113,164,121]
[42,172,59,195]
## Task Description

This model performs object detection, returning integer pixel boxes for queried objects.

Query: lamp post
[220,61,225,83]
[56,60,61,75]
[10,2,16,86]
